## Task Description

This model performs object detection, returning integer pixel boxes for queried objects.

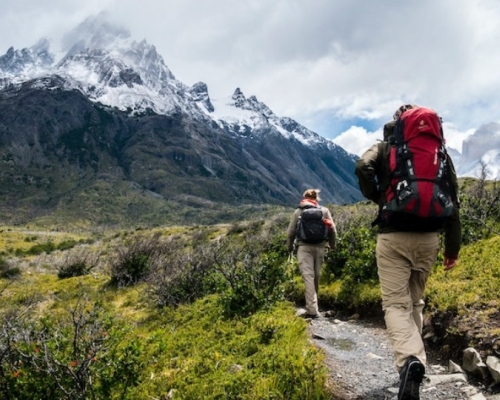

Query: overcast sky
[1,0,499,155]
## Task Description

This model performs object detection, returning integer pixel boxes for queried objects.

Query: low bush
[15,240,57,256]
[57,249,100,279]
[0,257,21,279]
[0,273,333,400]
[109,235,164,286]
[150,217,291,317]
[56,239,79,251]
[215,228,290,318]
[0,292,144,400]
[0,266,21,279]
[149,237,221,307]
[323,225,377,283]
[322,204,378,303]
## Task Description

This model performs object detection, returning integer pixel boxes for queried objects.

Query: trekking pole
[287,249,296,279]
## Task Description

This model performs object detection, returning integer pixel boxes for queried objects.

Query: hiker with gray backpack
[287,189,337,319]
[355,104,462,400]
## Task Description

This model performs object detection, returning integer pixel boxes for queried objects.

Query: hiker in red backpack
[286,189,337,319]
[355,104,461,400]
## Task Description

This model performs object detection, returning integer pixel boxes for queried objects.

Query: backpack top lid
[393,106,444,145]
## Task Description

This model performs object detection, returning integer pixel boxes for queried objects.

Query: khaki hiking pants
[297,245,325,315]
[376,231,440,371]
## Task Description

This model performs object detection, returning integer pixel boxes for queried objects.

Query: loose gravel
[305,312,498,399]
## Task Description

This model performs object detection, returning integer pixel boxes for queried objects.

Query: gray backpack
[296,206,328,244]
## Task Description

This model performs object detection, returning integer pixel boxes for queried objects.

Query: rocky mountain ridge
[0,14,361,226]
[454,122,500,179]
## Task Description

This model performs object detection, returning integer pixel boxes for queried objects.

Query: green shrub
[217,230,290,318]
[58,261,92,279]
[15,240,57,256]
[109,235,163,286]
[0,266,21,279]
[151,217,290,315]
[0,294,144,399]
[150,239,222,307]
[57,250,99,279]
[0,257,20,279]
[323,225,377,283]
[56,239,79,251]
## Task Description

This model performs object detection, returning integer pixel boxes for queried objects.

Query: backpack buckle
[396,180,413,203]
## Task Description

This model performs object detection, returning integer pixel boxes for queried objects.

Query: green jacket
[354,121,462,258]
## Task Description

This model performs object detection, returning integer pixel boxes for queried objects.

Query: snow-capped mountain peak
[0,39,54,78]
[0,14,345,154]
[0,14,184,114]
[207,88,340,151]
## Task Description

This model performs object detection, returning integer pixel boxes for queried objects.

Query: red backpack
[381,107,456,231]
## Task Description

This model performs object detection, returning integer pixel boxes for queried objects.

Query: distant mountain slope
[453,122,500,179]
[0,14,362,226]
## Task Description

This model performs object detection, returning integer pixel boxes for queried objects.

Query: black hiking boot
[398,356,425,400]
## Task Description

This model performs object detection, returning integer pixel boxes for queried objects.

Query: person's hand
[443,256,458,271]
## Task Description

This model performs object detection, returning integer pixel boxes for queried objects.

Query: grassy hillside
[2,177,292,229]
[0,275,329,399]
[0,221,336,399]
[0,176,498,398]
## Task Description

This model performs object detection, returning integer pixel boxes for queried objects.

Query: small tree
[460,162,500,244]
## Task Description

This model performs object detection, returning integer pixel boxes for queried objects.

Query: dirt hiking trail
[305,312,500,400]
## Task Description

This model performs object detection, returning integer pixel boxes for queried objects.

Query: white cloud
[331,126,382,157]
[0,0,115,50]
[441,123,475,153]
[332,122,476,158]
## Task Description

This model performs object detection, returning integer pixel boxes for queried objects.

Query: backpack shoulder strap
[392,117,404,145]
[299,204,320,211]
